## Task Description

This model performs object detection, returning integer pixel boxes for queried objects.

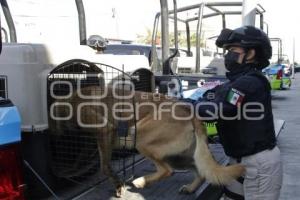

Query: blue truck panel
[0,106,21,145]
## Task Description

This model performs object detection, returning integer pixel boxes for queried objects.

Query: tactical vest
[216,71,276,158]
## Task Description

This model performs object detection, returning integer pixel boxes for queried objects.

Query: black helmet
[216,26,272,68]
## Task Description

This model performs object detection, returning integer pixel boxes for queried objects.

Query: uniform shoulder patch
[226,88,245,106]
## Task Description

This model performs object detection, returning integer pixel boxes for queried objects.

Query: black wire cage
[46,59,154,197]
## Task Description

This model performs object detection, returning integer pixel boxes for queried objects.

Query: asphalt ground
[271,73,300,200]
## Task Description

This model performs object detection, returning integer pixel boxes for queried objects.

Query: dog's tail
[192,118,245,185]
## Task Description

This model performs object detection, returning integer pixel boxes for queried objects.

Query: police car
[262,64,292,90]
[182,80,222,139]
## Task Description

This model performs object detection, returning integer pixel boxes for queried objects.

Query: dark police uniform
[195,25,282,200]
[197,66,282,200]
[198,64,276,157]
[214,67,276,159]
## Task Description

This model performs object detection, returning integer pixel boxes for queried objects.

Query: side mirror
[87,35,107,53]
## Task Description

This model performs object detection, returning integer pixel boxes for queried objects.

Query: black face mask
[224,51,245,72]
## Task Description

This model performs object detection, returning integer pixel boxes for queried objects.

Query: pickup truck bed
[71,144,227,200]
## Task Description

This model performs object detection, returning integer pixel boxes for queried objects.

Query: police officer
[197,26,283,200]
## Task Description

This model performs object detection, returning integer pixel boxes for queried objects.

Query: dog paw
[132,177,146,188]
[115,184,126,198]
[178,185,194,194]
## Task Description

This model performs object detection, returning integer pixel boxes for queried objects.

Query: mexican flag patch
[226,88,245,106]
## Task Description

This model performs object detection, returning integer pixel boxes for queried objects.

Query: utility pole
[292,37,295,79]
[242,0,258,26]
[112,8,120,39]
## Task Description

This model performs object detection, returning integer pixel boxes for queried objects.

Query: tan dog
[50,85,245,197]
